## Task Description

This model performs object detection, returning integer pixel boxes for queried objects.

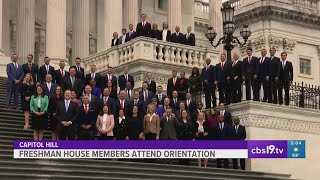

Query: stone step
[0,114,25,121]
[0,128,50,137]
[0,110,24,116]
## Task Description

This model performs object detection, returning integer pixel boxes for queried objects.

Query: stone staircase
[0,76,292,180]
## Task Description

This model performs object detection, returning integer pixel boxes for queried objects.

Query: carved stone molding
[268,35,283,50]
[132,71,171,85]
[233,114,320,134]
[251,37,266,51]
[238,40,252,55]
[283,38,296,52]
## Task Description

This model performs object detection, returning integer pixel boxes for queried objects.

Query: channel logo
[248,141,287,158]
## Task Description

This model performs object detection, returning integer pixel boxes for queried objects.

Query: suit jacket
[114,116,129,138]
[170,32,185,44]
[55,100,79,124]
[178,78,189,95]
[139,90,154,105]
[170,98,180,111]
[119,34,128,44]
[22,63,38,82]
[232,124,247,140]
[81,94,100,110]
[39,65,55,83]
[216,62,231,83]
[279,61,293,82]
[111,39,120,47]
[118,74,134,90]
[136,21,151,37]
[143,114,160,136]
[78,103,98,128]
[125,31,136,41]
[6,62,24,84]
[201,65,216,83]
[30,95,49,112]
[174,109,192,120]
[230,60,243,81]
[214,123,232,140]
[115,99,133,119]
[74,66,85,84]
[160,29,171,42]
[145,80,156,95]
[184,33,195,46]
[270,56,281,78]
[155,93,167,106]
[160,115,179,140]
[150,29,161,40]
[258,57,271,79]
[96,114,115,136]
[130,99,147,118]
[55,69,70,86]
[41,82,58,98]
[218,110,232,125]
[124,89,134,101]
[99,96,116,115]
[102,74,118,90]
[185,99,196,114]
[167,77,180,98]
[243,56,259,80]
[61,76,83,98]
[85,73,102,88]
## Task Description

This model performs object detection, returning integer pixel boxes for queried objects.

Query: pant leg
[217,159,222,168]
[245,80,251,100]
[13,84,20,108]
[240,158,246,170]
[225,81,231,105]
[203,84,212,108]
[223,159,229,168]
[263,79,270,102]
[272,79,279,103]
[232,158,238,169]
[6,83,13,107]
[278,81,284,105]
[236,79,242,103]
[218,83,225,104]
[211,84,217,108]
[252,79,259,101]
[67,125,76,140]
[58,125,67,140]
[284,82,290,105]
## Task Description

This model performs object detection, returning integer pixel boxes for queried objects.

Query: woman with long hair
[143,104,160,140]
[114,109,129,140]
[207,107,219,139]
[20,73,35,129]
[188,67,202,102]
[107,80,118,100]
[111,32,119,47]
[30,85,49,140]
[70,90,82,107]
[96,105,114,140]
[195,112,209,167]
[128,106,144,140]
[48,86,63,140]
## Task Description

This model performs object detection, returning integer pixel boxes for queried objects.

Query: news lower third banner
[13,140,305,159]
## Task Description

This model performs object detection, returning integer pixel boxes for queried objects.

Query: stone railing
[194,0,209,20]
[290,0,319,11]
[82,37,218,73]
[228,0,242,10]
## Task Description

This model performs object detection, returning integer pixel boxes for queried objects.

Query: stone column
[209,0,223,52]
[72,0,89,61]
[182,0,195,35]
[168,0,182,31]
[0,0,4,55]
[46,0,67,68]
[124,0,139,28]
[97,0,105,53]
[105,0,122,49]
[16,0,35,63]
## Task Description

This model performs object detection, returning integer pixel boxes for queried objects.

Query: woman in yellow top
[30,85,49,140]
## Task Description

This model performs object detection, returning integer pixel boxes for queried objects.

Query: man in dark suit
[185,92,196,114]
[39,56,55,83]
[192,102,207,123]
[6,53,24,110]
[174,101,192,120]
[150,23,161,40]
[82,85,99,110]
[170,26,184,44]
[22,54,38,83]
[215,115,231,169]
[131,91,147,118]
[167,70,180,99]
[119,28,127,44]
[178,71,189,101]
[140,82,154,105]
[145,72,156,94]
[230,53,243,103]
[125,82,134,101]
[74,57,85,84]
[56,90,79,140]
[170,90,180,111]
[201,58,217,108]
[243,48,259,101]
[155,85,166,106]
[99,87,116,115]
[278,52,293,106]
[85,64,101,88]
[102,66,117,90]
[115,90,133,118]
[62,66,83,98]
[136,13,151,37]
[216,53,231,104]
[218,103,232,126]
[269,47,281,104]
[55,60,69,86]
[160,108,179,140]
[126,24,136,41]
[184,26,195,46]
[118,66,134,91]
[258,49,271,102]
[78,95,98,140]
[42,74,58,98]
[160,22,171,42]
[232,117,246,170]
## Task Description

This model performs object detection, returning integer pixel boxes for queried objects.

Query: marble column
[97,0,105,53]
[16,0,35,63]
[168,0,182,32]
[0,0,4,56]
[46,0,66,68]
[124,0,139,28]
[209,0,223,52]
[72,0,89,61]
[105,0,122,49]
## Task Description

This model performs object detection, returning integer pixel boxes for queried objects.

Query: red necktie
[221,62,224,70]
[29,64,32,71]
[248,57,251,64]
[142,22,145,28]
[85,105,88,114]
[104,97,107,105]
[121,100,124,109]
[61,70,64,77]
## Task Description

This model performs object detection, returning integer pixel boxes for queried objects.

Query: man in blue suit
[125,24,136,42]
[215,115,232,169]
[201,58,217,108]
[216,53,231,104]
[139,82,154,105]
[258,49,271,102]
[6,53,24,110]
[41,74,58,99]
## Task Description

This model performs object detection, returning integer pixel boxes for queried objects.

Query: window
[158,0,167,10]
[299,58,311,75]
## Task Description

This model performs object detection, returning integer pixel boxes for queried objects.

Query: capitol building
[0,0,319,179]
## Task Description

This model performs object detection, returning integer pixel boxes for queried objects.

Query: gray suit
[160,115,179,140]
[119,35,127,44]
[125,89,134,101]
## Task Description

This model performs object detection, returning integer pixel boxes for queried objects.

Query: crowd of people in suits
[111,14,196,47]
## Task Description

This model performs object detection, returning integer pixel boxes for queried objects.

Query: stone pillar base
[0,56,11,77]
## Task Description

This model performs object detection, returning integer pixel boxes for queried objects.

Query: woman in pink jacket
[96,105,115,140]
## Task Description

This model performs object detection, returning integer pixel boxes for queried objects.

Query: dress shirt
[162,29,168,42]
